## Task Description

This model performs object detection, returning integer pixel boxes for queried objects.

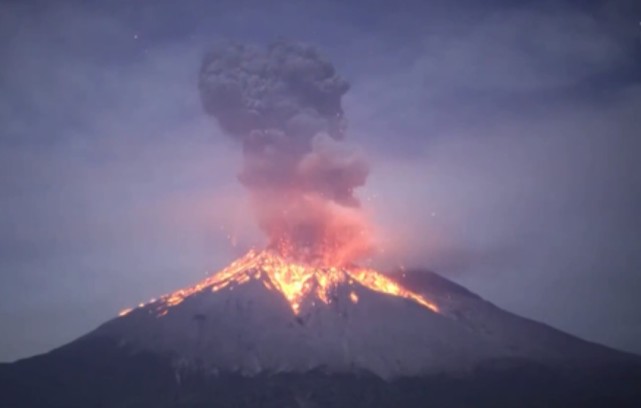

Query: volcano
[1,250,640,407]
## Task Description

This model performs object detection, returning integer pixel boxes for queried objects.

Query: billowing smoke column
[199,41,371,265]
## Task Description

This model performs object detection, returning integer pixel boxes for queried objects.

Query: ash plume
[198,41,371,263]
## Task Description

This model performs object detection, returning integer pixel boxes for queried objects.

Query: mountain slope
[1,267,640,408]
[87,264,634,378]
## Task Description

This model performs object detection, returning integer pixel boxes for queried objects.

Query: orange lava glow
[119,249,439,317]
[118,307,133,317]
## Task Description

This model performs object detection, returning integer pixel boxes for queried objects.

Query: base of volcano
[2,335,640,408]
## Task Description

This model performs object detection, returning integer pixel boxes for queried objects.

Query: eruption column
[198,42,371,265]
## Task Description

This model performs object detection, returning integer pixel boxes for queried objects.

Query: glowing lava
[119,249,439,317]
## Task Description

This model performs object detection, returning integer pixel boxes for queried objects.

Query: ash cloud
[198,42,371,261]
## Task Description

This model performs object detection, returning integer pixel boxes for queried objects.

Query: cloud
[415,8,630,94]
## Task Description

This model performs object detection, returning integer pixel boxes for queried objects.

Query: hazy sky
[1,0,640,362]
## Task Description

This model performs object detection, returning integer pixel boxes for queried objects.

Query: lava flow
[119,249,439,318]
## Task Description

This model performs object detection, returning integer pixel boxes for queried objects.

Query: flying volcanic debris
[198,42,372,265]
